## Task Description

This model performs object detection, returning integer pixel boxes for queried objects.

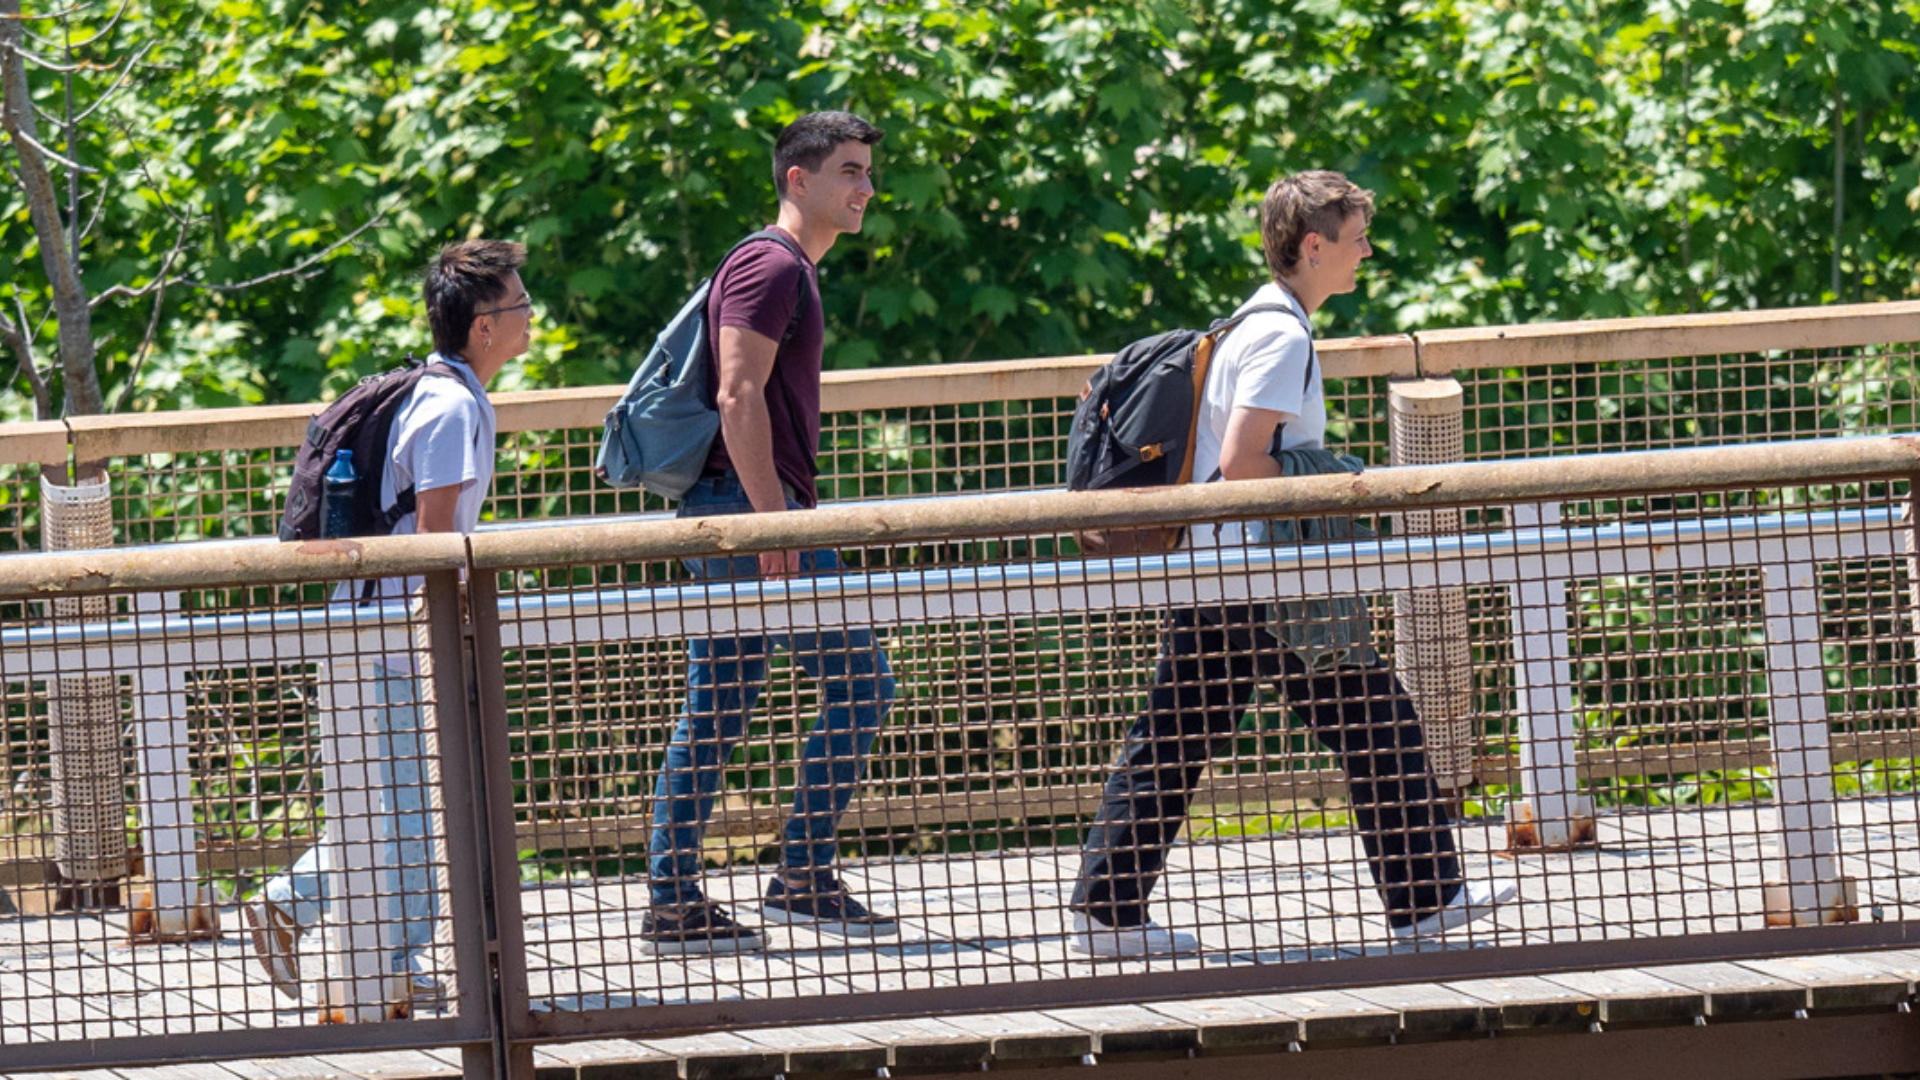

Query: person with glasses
[243,239,532,1011]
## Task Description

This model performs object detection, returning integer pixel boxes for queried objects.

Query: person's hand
[759,549,803,579]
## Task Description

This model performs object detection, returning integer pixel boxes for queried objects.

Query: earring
[1310,257,1320,268]
[484,333,493,349]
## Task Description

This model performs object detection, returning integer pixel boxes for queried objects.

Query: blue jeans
[647,474,897,908]
[263,666,436,974]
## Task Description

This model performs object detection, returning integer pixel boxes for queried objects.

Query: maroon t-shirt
[702,228,824,507]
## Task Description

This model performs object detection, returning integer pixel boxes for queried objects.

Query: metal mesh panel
[0,569,476,1051]
[83,375,1393,542]
[474,471,1918,1028]
[108,447,298,546]
[1454,343,1920,460]
[0,465,39,555]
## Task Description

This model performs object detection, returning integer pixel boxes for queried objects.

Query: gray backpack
[596,230,811,498]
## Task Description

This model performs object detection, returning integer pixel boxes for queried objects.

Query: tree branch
[109,110,187,225]
[89,206,192,307]
[0,297,52,420]
[1,0,101,416]
[4,2,105,28]
[48,0,128,52]
[111,270,167,413]
[69,38,147,124]
[7,123,93,172]
[0,39,112,73]
[174,190,403,292]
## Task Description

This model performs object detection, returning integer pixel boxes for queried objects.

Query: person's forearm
[715,391,788,513]
[1218,452,1283,482]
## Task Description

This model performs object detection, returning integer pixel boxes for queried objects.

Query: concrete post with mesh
[39,475,130,909]
[1387,379,1476,793]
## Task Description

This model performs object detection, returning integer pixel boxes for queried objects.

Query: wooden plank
[0,421,66,469]
[633,1031,780,1080]
[530,1039,677,1080]
[933,1010,1096,1061]
[69,407,315,457]
[88,1064,247,1080]
[733,1023,888,1074]
[1343,982,1494,1038]
[1442,975,1601,1030]
[1538,968,1706,1026]
[309,1051,459,1080]
[1415,301,1920,374]
[204,1055,346,1080]
[1039,1003,1201,1056]
[1734,954,1912,1011]
[1240,990,1402,1044]
[1640,961,1810,1020]
[1142,996,1302,1051]
[833,1016,991,1071]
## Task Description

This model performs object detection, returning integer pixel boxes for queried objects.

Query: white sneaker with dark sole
[1390,878,1519,941]
[1069,913,1197,958]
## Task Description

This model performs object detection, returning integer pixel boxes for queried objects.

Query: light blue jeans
[647,473,897,908]
[263,665,435,975]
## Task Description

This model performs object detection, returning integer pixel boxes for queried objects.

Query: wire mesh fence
[0,439,1915,1072]
[456,445,1920,1038]
[0,550,487,1068]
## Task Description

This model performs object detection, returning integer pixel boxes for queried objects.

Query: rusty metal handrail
[2,434,1913,599]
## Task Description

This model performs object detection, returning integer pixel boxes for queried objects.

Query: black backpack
[1065,303,1303,555]
[278,356,463,541]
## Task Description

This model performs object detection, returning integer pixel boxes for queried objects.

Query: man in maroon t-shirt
[642,111,899,956]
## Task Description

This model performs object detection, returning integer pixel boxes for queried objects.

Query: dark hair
[1260,171,1375,281]
[425,239,527,356]
[773,111,885,197]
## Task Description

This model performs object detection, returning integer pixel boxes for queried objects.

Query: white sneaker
[1069,912,1197,958]
[1390,878,1519,940]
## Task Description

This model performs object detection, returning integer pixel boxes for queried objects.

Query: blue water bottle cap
[326,448,357,480]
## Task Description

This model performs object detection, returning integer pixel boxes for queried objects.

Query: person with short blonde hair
[1067,171,1515,958]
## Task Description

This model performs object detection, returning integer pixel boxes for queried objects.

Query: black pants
[1070,605,1464,929]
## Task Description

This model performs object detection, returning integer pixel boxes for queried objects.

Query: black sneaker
[761,873,899,938]
[638,902,766,956]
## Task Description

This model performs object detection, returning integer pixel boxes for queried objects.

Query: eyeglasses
[477,298,534,317]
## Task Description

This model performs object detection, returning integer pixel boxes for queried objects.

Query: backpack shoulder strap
[713,229,815,343]
[380,356,483,531]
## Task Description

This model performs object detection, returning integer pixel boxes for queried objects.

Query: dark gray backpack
[1064,303,1303,554]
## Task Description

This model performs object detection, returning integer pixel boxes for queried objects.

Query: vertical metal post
[1760,556,1855,926]
[421,570,502,1067]
[1389,377,1476,791]
[465,570,535,1080]
[1507,502,1597,850]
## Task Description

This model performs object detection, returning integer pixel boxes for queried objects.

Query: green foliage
[6,0,1920,421]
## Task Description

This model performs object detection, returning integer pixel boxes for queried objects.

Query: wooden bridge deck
[4,798,1919,1079]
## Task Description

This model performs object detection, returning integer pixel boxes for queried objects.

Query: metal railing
[0,435,1916,1075]
[4,303,1920,902]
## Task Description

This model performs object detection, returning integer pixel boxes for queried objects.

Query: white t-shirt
[335,353,494,608]
[1188,283,1322,549]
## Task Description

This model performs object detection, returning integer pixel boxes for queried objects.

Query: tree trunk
[0,0,102,417]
